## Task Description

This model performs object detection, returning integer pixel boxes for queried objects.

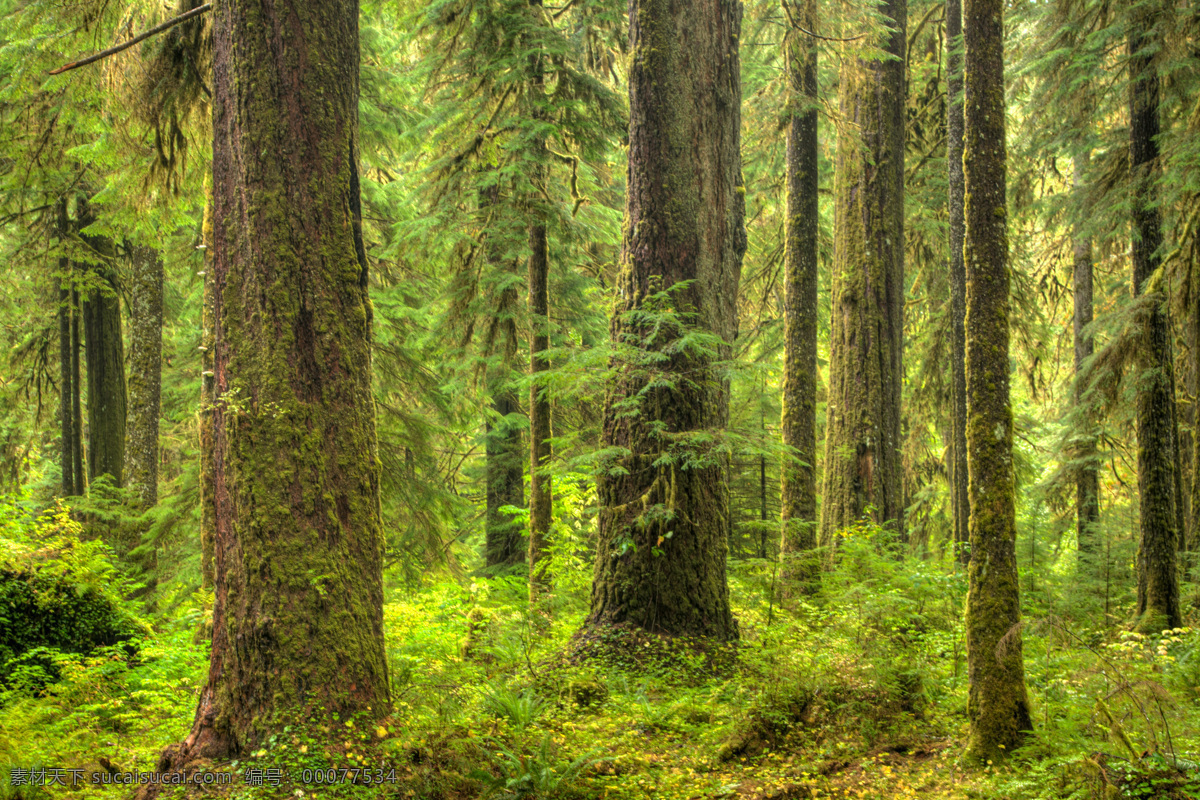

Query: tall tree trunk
[79,202,126,489]
[199,187,216,590]
[126,243,163,509]
[1072,154,1101,565]
[585,0,745,640]
[1129,10,1181,631]
[149,0,388,773]
[527,0,553,601]
[57,201,78,497]
[947,0,969,565]
[819,0,906,549]
[72,282,83,494]
[779,0,821,593]
[962,0,1032,761]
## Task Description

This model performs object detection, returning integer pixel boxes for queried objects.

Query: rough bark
[1129,13,1181,631]
[126,243,164,509]
[819,0,906,548]
[962,0,1032,761]
[79,204,126,489]
[779,0,821,593]
[148,0,389,774]
[947,0,969,564]
[1072,155,1100,563]
[585,0,745,640]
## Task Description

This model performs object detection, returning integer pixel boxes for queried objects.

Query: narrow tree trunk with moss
[126,243,163,509]
[145,0,388,777]
[779,0,820,593]
[199,190,216,590]
[1129,14,1181,632]
[79,205,126,490]
[527,0,553,601]
[947,0,969,564]
[585,0,744,640]
[71,282,83,494]
[962,0,1032,761]
[819,0,906,549]
[1072,155,1100,565]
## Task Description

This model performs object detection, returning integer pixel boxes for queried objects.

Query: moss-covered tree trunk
[779,0,820,593]
[199,188,216,590]
[126,243,163,509]
[585,0,745,640]
[71,282,83,494]
[946,0,969,564]
[819,0,906,548]
[962,0,1032,761]
[1129,12,1181,631]
[1071,155,1100,565]
[79,204,126,489]
[149,0,389,772]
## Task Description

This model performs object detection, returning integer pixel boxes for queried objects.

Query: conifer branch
[48,4,212,76]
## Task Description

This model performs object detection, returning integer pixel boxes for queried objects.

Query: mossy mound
[566,623,739,683]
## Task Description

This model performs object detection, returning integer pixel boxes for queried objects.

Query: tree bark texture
[1129,14,1181,631]
[962,0,1032,761]
[947,0,969,564]
[586,0,745,640]
[155,0,390,768]
[1072,155,1100,562]
[79,204,126,490]
[779,0,821,592]
[127,244,164,509]
[819,0,906,548]
[57,202,81,497]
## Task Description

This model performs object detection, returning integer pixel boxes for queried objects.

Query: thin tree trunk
[527,0,553,602]
[71,282,83,494]
[126,243,163,509]
[779,0,821,592]
[586,0,745,640]
[947,0,969,565]
[819,0,906,549]
[57,201,77,497]
[486,389,526,567]
[1130,10,1181,631]
[199,187,215,591]
[962,0,1032,761]
[1072,154,1100,565]
[146,0,389,775]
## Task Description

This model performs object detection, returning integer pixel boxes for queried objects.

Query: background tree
[819,0,906,548]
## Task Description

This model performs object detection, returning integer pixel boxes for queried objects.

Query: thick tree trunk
[126,244,163,509]
[585,0,745,640]
[962,0,1032,761]
[819,0,906,548]
[946,0,969,564]
[149,0,389,774]
[1072,155,1100,564]
[1129,15,1181,631]
[79,204,126,490]
[779,0,821,593]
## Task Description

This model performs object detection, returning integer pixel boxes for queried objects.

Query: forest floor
[3,528,1200,800]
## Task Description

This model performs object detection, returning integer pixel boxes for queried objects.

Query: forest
[1,0,1199,797]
